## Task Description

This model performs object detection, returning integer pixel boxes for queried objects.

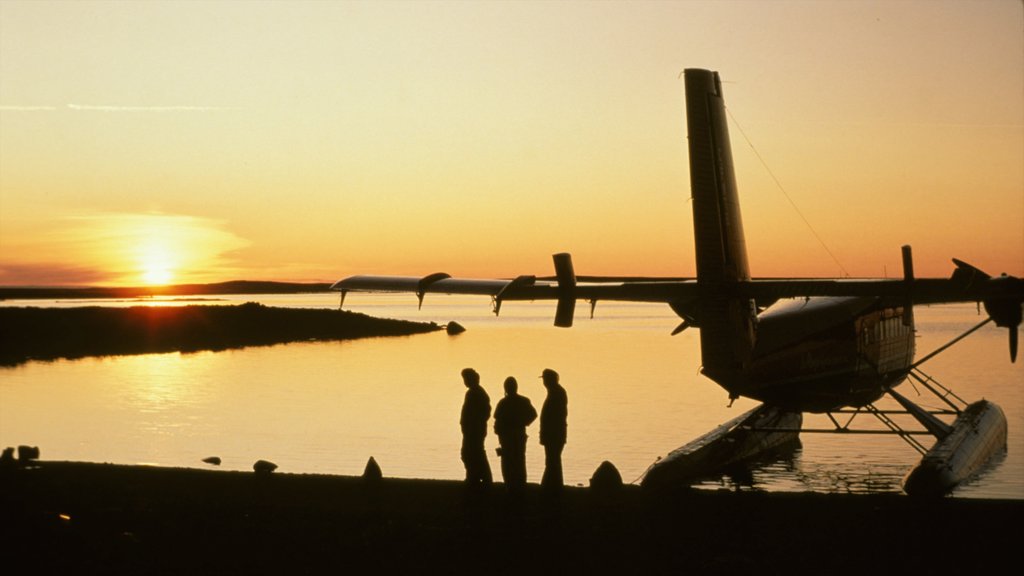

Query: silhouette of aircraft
[334,69,1023,496]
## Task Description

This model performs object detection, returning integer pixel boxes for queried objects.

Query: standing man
[493,376,537,495]
[540,368,568,491]
[460,368,492,488]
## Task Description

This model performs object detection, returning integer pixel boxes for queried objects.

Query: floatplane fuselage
[333,69,1023,496]
[714,296,914,413]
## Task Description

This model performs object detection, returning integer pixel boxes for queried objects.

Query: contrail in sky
[1,104,238,112]
[66,104,238,112]
[0,105,59,111]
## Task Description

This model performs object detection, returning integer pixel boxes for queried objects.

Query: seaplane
[333,68,1023,496]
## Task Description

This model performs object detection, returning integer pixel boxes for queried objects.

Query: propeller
[952,259,1022,362]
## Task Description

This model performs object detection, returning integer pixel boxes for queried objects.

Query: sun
[142,265,174,286]
[138,243,177,286]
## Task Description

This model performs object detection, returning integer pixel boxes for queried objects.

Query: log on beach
[1,461,1020,575]
[0,303,444,365]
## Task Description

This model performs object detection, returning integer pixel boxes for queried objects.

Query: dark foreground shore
[0,303,443,366]
[2,461,1020,575]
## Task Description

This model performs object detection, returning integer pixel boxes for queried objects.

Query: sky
[1,0,1021,286]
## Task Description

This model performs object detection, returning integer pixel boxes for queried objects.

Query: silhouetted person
[493,376,537,495]
[540,368,568,491]
[460,368,492,488]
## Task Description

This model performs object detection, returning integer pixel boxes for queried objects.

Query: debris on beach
[253,460,277,474]
[202,456,221,466]
[589,460,623,494]
[363,456,382,483]
[446,321,466,335]
[18,445,40,463]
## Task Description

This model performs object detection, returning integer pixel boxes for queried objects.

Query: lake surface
[1,293,1021,498]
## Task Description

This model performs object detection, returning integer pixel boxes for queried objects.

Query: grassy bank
[0,303,443,366]
[1,461,1020,575]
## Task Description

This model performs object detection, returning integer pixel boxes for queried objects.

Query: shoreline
[0,302,444,366]
[2,460,1021,574]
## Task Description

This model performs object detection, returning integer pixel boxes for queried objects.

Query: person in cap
[460,368,492,488]
[493,376,537,495]
[540,368,568,491]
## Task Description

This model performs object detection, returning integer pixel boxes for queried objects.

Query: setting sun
[142,267,173,286]
[0,212,249,286]
[139,242,175,285]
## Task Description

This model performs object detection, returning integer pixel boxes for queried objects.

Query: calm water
[1,294,1021,498]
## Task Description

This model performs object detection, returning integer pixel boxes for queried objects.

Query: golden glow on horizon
[0,1,1021,285]
[113,213,248,286]
[0,212,248,286]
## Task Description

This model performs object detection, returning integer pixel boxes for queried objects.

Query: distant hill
[0,281,332,300]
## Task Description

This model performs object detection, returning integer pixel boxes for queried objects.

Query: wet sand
[2,461,1020,575]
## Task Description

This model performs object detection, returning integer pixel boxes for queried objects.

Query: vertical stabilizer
[685,69,756,381]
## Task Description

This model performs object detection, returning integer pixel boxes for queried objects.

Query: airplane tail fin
[684,69,757,379]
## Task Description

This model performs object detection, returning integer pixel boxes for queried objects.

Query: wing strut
[887,388,953,440]
[910,316,993,371]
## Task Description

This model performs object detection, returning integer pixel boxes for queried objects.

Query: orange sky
[1,0,1021,286]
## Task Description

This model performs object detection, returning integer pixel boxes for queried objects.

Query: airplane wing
[334,252,1020,320]
[334,274,690,303]
[332,254,698,328]
[333,252,1022,356]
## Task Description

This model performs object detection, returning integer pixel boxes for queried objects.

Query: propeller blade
[983,299,1021,363]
